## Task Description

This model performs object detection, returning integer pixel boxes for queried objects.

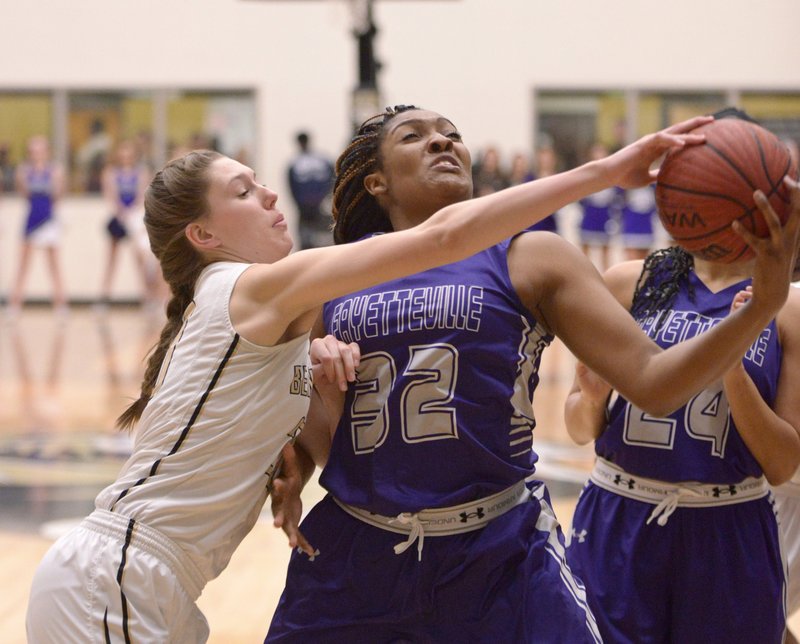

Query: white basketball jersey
[95,261,311,584]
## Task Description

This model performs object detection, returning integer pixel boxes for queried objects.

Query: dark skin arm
[269,442,316,556]
[269,334,360,554]
[510,184,800,417]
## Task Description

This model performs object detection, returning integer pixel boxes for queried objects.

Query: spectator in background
[7,136,67,317]
[0,142,16,192]
[76,118,112,193]
[472,145,509,197]
[287,131,335,249]
[508,151,534,187]
[525,144,562,234]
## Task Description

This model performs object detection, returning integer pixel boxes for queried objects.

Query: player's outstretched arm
[235,118,713,345]
[516,183,800,416]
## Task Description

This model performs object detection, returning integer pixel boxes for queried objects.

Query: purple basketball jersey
[595,271,781,483]
[321,234,552,516]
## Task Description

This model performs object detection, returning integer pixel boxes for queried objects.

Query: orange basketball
[655,117,797,263]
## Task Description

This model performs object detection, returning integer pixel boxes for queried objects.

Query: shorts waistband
[83,509,207,600]
[333,480,531,561]
[591,457,769,526]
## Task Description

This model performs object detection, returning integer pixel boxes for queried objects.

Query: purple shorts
[567,482,786,643]
[266,482,601,643]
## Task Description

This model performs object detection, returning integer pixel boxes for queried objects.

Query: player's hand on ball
[605,115,712,189]
[732,176,800,313]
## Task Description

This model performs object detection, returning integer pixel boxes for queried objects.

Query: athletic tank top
[95,262,311,583]
[115,167,140,207]
[595,271,781,483]
[321,234,552,516]
[24,164,54,234]
[621,186,656,236]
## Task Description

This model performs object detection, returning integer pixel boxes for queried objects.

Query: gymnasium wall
[1,0,798,301]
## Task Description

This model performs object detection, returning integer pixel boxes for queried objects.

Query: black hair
[710,106,759,124]
[331,104,419,244]
[630,246,695,331]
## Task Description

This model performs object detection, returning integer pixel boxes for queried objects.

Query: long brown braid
[116,149,223,430]
[630,246,696,331]
[332,104,419,244]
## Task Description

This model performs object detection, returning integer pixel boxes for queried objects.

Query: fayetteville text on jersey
[329,284,485,343]
[639,309,771,368]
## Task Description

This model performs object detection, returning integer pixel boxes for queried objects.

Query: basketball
[655,117,798,263]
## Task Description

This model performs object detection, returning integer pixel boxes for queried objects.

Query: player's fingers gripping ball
[656,117,799,263]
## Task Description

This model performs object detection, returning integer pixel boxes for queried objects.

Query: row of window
[0,90,256,194]
[535,90,800,170]
[1,88,797,195]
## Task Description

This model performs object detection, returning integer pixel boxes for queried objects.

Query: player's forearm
[724,366,800,485]
[296,389,336,468]
[564,391,607,445]
[630,305,778,416]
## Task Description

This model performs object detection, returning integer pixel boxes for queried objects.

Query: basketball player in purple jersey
[564,183,800,642]
[266,106,800,643]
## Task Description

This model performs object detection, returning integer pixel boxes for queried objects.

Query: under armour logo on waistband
[712,485,737,497]
[459,508,485,523]
[613,474,636,490]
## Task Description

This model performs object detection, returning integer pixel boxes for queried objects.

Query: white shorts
[26,510,209,643]
[775,482,800,616]
[28,218,61,248]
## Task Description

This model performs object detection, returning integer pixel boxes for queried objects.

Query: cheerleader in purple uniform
[621,184,657,260]
[8,136,67,315]
[524,146,561,234]
[564,228,800,642]
[98,140,157,307]
[266,106,800,644]
[579,142,622,271]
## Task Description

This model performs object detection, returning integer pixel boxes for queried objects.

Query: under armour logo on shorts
[459,508,485,523]
[613,474,636,490]
[570,528,588,544]
[712,485,737,497]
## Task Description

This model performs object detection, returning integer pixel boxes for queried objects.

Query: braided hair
[630,246,696,331]
[332,104,419,244]
[116,149,222,430]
